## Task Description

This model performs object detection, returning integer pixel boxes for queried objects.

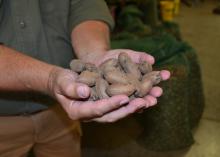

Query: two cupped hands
[49,49,170,123]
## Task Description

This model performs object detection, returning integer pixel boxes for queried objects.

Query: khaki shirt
[0,0,114,115]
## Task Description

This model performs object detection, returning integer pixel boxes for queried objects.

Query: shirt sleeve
[68,0,114,34]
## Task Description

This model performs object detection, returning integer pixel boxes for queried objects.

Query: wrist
[71,20,111,65]
[47,66,64,97]
[81,50,108,65]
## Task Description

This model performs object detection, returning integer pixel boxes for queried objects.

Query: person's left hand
[87,49,170,120]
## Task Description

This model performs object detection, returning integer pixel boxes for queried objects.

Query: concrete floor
[175,0,220,156]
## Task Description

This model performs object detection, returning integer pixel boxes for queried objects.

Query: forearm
[0,45,61,94]
[71,20,110,64]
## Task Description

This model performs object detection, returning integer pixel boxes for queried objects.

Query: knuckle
[68,113,78,120]
[93,108,104,117]
[67,107,79,120]
[100,99,117,109]
[104,99,117,108]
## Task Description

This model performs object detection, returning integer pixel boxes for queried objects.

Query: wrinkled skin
[49,49,170,123]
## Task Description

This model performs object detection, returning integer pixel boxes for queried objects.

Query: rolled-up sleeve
[68,0,114,33]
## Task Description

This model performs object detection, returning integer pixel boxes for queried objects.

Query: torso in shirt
[0,0,74,115]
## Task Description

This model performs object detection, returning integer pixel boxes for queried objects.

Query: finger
[129,97,151,109]
[129,97,148,107]
[55,93,76,115]
[62,81,91,99]
[98,49,155,65]
[139,53,155,65]
[144,95,157,107]
[92,98,146,123]
[70,95,130,120]
[56,70,91,99]
[122,49,155,64]
[160,70,171,81]
[149,86,163,97]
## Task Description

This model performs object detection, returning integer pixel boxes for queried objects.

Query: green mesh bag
[136,52,193,151]
[184,50,205,129]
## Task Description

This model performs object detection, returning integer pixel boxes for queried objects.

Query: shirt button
[19,21,26,29]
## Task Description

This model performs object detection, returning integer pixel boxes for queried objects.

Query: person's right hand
[47,68,150,123]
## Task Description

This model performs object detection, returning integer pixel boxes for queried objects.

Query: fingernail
[161,70,171,80]
[77,86,89,98]
[144,55,155,65]
[120,98,129,105]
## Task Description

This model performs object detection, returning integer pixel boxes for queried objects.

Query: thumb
[61,81,91,99]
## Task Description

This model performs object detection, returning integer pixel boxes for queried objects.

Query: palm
[51,49,170,123]
[51,69,137,123]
